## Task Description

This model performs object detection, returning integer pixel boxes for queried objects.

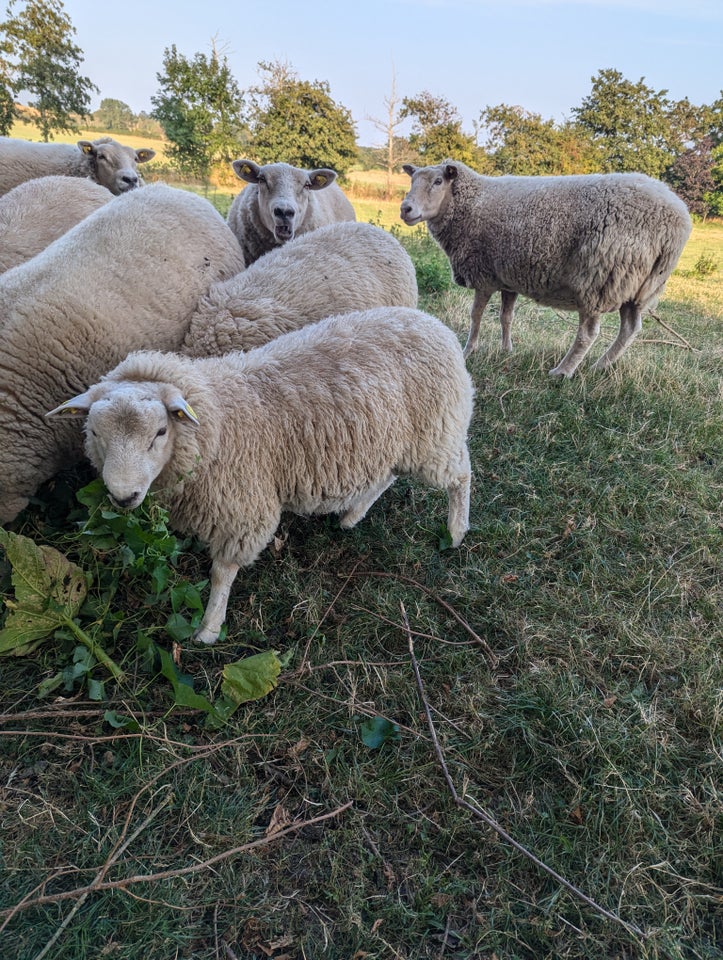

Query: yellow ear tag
[176,403,197,421]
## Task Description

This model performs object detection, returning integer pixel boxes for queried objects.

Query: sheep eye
[156,427,167,438]
[434,177,443,185]
[257,175,266,186]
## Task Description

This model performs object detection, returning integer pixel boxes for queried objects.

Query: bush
[392,224,453,295]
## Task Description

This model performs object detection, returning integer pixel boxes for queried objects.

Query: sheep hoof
[548,365,573,378]
[192,626,219,646]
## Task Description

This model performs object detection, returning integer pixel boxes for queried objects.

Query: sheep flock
[0,141,693,645]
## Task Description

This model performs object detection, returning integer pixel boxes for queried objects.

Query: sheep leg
[339,474,396,529]
[500,289,518,352]
[193,557,241,645]
[591,302,642,370]
[549,311,601,378]
[463,289,492,358]
[446,445,471,547]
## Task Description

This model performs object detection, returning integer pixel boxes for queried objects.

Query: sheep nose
[120,175,139,190]
[400,202,411,216]
[274,206,295,222]
[111,492,141,509]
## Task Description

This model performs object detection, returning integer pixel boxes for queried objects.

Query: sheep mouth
[400,211,422,226]
[274,224,295,242]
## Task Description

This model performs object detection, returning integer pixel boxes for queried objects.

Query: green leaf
[359,716,401,750]
[157,645,217,714]
[0,529,88,656]
[221,651,282,706]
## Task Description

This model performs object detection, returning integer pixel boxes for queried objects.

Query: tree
[94,97,134,132]
[665,137,716,218]
[0,0,97,141]
[247,60,357,176]
[151,39,246,181]
[571,68,678,178]
[366,66,413,199]
[479,104,598,175]
[399,91,476,164]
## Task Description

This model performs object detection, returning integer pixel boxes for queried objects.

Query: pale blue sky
[62,0,723,146]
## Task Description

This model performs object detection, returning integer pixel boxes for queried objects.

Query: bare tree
[366,65,412,200]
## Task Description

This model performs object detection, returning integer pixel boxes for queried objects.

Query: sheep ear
[46,392,94,418]
[308,169,337,190]
[167,396,200,425]
[402,164,416,178]
[77,140,94,156]
[444,164,459,181]
[232,159,260,183]
[135,148,156,164]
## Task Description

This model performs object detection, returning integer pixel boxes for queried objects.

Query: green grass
[0,204,722,958]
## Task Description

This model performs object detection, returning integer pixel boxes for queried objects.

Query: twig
[402,602,650,947]
[0,801,352,921]
[298,556,365,673]
[347,570,499,667]
[647,312,698,352]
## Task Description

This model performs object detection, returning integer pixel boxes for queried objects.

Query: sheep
[0,182,245,524]
[227,159,356,265]
[182,220,418,356]
[0,135,156,197]
[400,159,692,377]
[47,306,474,645]
[0,175,113,273]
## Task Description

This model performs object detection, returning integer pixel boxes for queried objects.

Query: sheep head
[400,161,459,226]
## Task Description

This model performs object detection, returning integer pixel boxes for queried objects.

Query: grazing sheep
[400,160,692,376]
[0,183,245,523]
[48,307,474,645]
[227,159,356,265]
[182,220,418,356]
[0,135,156,196]
[0,175,113,273]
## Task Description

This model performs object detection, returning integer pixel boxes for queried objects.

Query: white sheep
[48,307,474,645]
[0,135,156,196]
[0,182,245,523]
[182,220,418,356]
[400,160,692,377]
[0,175,113,273]
[227,159,356,265]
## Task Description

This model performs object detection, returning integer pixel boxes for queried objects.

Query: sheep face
[231,159,338,243]
[400,162,459,226]
[47,381,198,509]
[78,139,156,195]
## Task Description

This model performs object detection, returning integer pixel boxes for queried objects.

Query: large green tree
[0,0,97,140]
[247,60,357,175]
[571,68,681,177]
[151,41,246,181]
[399,91,476,165]
[479,104,599,175]
[94,96,134,132]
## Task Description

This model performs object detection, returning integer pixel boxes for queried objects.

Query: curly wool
[181,221,419,356]
[0,183,245,523]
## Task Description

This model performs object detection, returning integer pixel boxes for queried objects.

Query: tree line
[1,0,722,217]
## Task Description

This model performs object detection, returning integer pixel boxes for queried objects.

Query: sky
[60,0,723,147]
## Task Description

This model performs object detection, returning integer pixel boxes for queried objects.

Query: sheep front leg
[499,289,517,352]
[463,289,492,358]
[446,447,471,547]
[340,475,396,529]
[549,311,601,377]
[193,557,241,645]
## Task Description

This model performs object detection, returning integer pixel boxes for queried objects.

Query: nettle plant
[0,479,282,727]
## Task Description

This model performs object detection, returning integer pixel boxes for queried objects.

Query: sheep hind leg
[591,302,642,370]
[339,474,396,530]
[446,445,471,548]
[193,557,241,645]
[500,289,517,352]
[549,311,601,378]
[463,289,492,358]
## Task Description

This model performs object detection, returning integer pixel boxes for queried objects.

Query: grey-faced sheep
[0,175,113,273]
[400,160,692,377]
[227,159,356,265]
[0,136,156,197]
[0,182,245,523]
[182,220,418,356]
[48,307,474,645]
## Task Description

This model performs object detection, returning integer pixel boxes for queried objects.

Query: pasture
[0,131,721,960]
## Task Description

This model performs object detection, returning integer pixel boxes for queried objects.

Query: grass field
[0,129,722,960]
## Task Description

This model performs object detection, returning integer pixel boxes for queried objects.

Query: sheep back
[182,220,419,355]
[0,182,245,523]
[0,175,113,273]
